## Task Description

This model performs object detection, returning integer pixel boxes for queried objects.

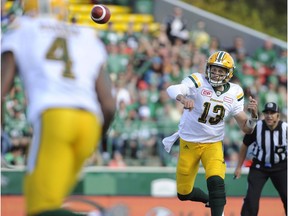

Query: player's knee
[177,183,193,195]
[207,175,226,207]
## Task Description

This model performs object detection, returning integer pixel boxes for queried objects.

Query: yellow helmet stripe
[189,74,201,88]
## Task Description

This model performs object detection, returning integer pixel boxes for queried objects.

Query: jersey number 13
[198,102,225,125]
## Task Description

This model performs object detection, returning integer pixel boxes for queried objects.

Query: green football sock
[207,176,226,216]
[178,187,209,203]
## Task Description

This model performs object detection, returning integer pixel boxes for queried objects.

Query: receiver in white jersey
[1,1,116,215]
[1,16,107,124]
[178,72,244,143]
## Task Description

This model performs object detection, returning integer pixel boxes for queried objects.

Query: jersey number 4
[198,102,225,125]
[46,37,75,79]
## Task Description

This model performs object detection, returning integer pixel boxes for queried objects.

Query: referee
[234,102,287,216]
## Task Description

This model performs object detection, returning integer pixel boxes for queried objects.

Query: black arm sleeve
[243,125,257,147]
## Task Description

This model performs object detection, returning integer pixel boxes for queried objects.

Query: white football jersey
[1,16,107,123]
[178,72,244,143]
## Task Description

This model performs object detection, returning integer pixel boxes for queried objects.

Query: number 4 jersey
[178,72,244,143]
[1,16,107,124]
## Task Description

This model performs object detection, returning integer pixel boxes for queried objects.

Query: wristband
[246,116,258,129]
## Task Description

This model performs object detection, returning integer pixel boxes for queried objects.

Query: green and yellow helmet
[205,51,235,87]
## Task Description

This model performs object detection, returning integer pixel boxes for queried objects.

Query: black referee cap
[262,102,279,113]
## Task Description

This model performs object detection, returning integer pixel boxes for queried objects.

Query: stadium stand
[68,1,160,33]
[2,0,287,168]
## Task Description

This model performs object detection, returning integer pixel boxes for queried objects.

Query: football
[90,4,111,24]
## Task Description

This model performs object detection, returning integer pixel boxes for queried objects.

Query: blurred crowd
[1,6,287,169]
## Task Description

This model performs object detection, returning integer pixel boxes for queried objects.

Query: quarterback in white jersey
[1,0,116,216]
[165,51,258,216]
[176,72,245,143]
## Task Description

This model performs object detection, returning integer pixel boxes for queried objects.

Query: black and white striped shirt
[243,120,287,166]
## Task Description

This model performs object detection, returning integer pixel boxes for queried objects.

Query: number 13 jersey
[178,72,244,143]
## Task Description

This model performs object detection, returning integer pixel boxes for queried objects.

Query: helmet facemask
[206,65,233,87]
